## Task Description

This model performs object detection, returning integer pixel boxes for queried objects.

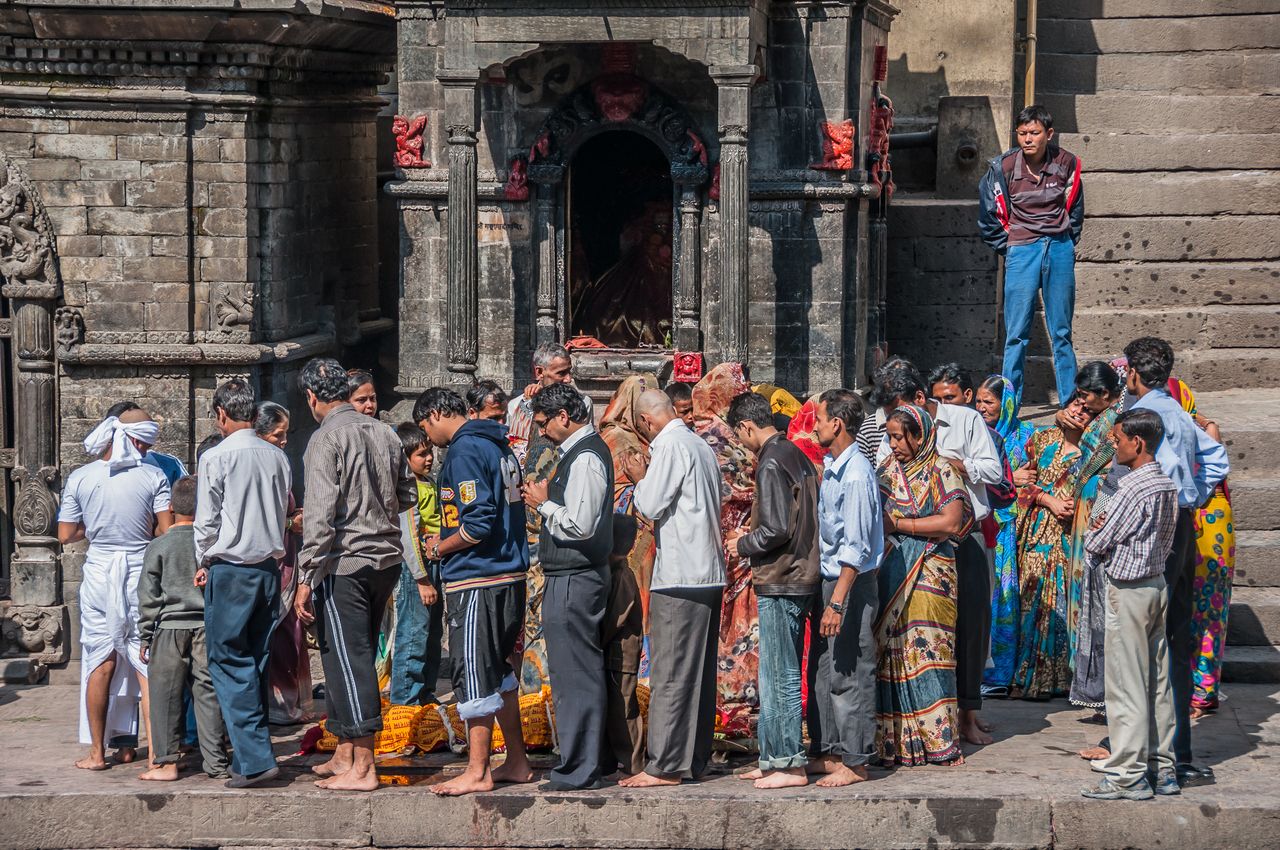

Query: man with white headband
[58,408,173,771]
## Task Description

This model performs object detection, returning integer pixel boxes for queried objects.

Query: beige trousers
[1099,573,1176,787]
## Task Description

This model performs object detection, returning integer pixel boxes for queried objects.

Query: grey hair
[531,342,571,370]
[253,401,290,438]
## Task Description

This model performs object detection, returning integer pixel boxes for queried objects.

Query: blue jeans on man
[1002,232,1078,405]
[390,561,443,705]
[756,594,814,771]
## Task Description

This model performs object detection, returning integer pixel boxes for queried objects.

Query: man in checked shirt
[1080,409,1180,801]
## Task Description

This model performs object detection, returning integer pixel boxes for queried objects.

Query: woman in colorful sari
[876,405,972,766]
[973,375,1036,693]
[692,362,758,737]
[1169,378,1235,717]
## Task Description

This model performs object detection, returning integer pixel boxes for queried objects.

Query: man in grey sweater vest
[521,383,614,791]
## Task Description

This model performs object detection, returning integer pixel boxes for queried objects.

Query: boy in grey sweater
[138,476,230,781]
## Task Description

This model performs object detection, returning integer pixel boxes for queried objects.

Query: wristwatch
[828,600,846,615]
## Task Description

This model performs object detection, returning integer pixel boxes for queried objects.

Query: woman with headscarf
[876,405,971,766]
[973,375,1036,694]
[1169,378,1235,718]
[692,363,758,737]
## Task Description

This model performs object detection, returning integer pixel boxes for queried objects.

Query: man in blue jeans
[979,104,1084,406]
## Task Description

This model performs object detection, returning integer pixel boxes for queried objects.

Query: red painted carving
[600,43,637,75]
[686,130,708,165]
[709,163,720,202]
[393,114,429,168]
[504,157,529,201]
[868,94,895,197]
[811,119,855,170]
[673,351,703,383]
[529,131,551,164]
[592,74,648,122]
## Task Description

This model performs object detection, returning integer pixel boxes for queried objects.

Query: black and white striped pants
[314,564,398,739]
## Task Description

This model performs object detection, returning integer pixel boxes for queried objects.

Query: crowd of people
[57,331,1233,802]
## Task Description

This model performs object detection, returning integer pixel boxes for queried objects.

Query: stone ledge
[58,331,336,367]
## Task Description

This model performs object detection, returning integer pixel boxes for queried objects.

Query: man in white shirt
[103,401,188,485]
[196,379,291,788]
[875,364,1002,745]
[808,389,884,787]
[618,390,725,788]
[59,409,172,771]
[521,383,613,790]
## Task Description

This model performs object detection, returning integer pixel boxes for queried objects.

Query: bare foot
[943,754,966,766]
[75,754,109,771]
[431,770,495,796]
[1078,746,1110,760]
[806,756,839,775]
[139,763,180,782]
[754,769,808,789]
[316,767,380,792]
[736,767,764,781]
[490,759,535,785]
[816,764,869,787]
[1190,705,1209,720]
[959,715,994,746]
[618,771,681,788]
[114,747,137,764]
[312,756,351,778]
[976,716,995,734]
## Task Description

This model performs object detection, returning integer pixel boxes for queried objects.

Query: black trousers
[542,565,609,788]
[955,534,992,712]
[314,565,398,740]
[1165,508,1197,766]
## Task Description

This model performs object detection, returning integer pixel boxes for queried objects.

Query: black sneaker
[225,766,280,789]
[1176,764,1215,787]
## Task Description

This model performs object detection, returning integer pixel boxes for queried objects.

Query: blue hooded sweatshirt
[437,418,529,590]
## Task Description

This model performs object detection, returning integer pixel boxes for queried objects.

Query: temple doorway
[567,130,674,349]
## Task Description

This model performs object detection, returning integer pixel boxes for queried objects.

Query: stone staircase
[1030,0,1280,397]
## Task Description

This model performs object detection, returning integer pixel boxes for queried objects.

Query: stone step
[1227,587,1280,646]
[1039,14,1280,54]
[1063,350,1280,394]
[1071,305,1280,354]
[1073,262,1279,312]
[1040,94,1280,133]
[1222,477,1280,532]
[1084,171,1280,217]
[1040,51,1280,96]
[1041,0,1280,18]
[1075,215,1280,263]
[1195,390,1280,479]
[1056,133,1280,172]
[1236,531,1280,588]
[1222,645,1280,684]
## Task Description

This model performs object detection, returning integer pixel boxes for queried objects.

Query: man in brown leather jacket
[726,391,821,790]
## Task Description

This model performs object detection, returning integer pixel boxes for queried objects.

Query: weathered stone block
[192,162,247,184]
[200,257,250,281]
[209,182,248,207]
[1076,216,1280,262]
[139,160,188,181]
[1039,14,1279,54]
[59,256,122,282]
[101,234,153,258]
[1087,171,1280,217]
[191,136,221,162]
[125,180,188,207]
[22,158,81,180]
[45,206,88,235]
[0,131,34,156]
[79,159,141,180]
[87,207,187,236]
[1075,262,1280,310]
[198,208,249,237]
[1042,93,1280,133]
[35,132,115,159]
[194,236,246,258]
[38,180,124,207]
[124,257,189,282]
[57,235,103,257]
[85,301,145,331]
[145,301,190,330]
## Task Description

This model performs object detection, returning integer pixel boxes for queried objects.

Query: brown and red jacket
[978,144,1084,255]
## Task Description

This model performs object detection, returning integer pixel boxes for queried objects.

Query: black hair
[818,388,865,433]
[298,358,350,404]
[664,381,693,404]
[872,362,926,409]
[252,401,289,439]
[171,475,198,517]
[346,369,375,398]
[1016,104,1054,131]
[466,379,509,413]
[396,421,430,455]
[611,513,638,560]
[195,434,223,462]
[725,391,773,430]
[1116,408,1165,454]
[1123,337,1175,389]
[105,400,141,419]
[1075,360,1122,398]
[927,362,974,395]
[413,387,468,422]
[887,407,924,439]
[979,374,1008,398]
[212,379,256,423]
[531,383,591,424]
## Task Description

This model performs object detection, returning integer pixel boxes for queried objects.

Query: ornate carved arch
[0,156,64,654]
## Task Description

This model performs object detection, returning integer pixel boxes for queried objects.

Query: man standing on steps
[979,104,1085,407]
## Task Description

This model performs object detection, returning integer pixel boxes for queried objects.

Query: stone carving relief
[504,156,529,201]
[12,467,58,539]
[54,306,84,356]
[212,282,255,333]
[393,114,430,168]
[0,156,62,296]
[509,49,586,107]
[867,47,896,197]
[811,119,855,171]
[1,605,67,662]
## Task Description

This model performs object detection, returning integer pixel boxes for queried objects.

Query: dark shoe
[225,766,280,789]
[1150,769,1181,796]
[539,779,605,792]
[1081,777,1154,801]
[1176,764,1215,787]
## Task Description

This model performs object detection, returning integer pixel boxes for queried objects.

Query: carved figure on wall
[867,47,896,197]
[1,606,63,659]
[0,157,61,291]
[212,282,255,332]
[504,157,529,201]
[12,467,58,539]
[54,306,84,356]
[510,49,586,107]
[812,119,856,170]
[393,114,430,168]
[592,74,649,122]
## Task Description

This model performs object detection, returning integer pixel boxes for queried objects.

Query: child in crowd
[137,476,230,781]
[390,423,445,706]
[1081,409,1180,801]
[603,513,645,777]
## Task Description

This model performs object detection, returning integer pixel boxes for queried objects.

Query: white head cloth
[83,416,161,471]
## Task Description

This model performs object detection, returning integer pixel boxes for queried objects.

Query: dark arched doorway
[567,130,674,349]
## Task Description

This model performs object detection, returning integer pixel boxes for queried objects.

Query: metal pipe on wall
[1024,0,1038,104]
